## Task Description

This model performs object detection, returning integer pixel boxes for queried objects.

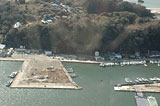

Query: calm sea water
[0,61,160,106]
[123,0,160,8]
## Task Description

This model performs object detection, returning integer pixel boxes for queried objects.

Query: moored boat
[69,73,78,78]
[6,79,13,87]
[147,96,158,106]
[9,72,18,78]
[125,77,132,83]
[144,63,148,67]
[100,62,105,67]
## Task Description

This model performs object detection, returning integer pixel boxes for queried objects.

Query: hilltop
[0,0,160,55]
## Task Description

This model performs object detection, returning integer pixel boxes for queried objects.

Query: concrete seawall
[0,57,24,62]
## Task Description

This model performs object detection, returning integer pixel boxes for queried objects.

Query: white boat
[147,96,158,106]
[125,78,132,83]
[141,78,149,82]
[135,79,139,83]
[69,73,78,78]
[9,72,18,78]
[158,63,160,67]
[144,64,148,67]
[100,63,105,67]
[67,67,74,73]
[149,77,160,81]
[137,77,143,82]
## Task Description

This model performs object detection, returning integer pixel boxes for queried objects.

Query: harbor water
[0,61,160,106]
[123,0,160,8]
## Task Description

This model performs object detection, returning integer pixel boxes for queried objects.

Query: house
[95,51,100,57]
[14,22,22,28]
[146,51,160,58]
[6,48,14,57]
[115,53,122,59]
[16,46,26,54]
[14,0,30,4]
[0,44,5,50]
[0,44,6,57]
[45,51,53,56]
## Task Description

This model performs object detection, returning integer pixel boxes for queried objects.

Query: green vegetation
[0,0,160,55]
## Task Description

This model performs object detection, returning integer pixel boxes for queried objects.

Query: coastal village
[1,43,160,106]
[0,0,160,106]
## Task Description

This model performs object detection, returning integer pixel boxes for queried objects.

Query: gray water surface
[123,0,160,8]
[0,61,160,106]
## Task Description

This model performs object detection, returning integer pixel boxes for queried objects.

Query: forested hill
[0,0,160,54]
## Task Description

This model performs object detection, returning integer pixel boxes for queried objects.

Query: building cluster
[0,44,14,57]
[0,44,54,57]
[15,46,54,57]
[41,0,82,24]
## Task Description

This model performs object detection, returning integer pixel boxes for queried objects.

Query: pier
[2,55,82,90]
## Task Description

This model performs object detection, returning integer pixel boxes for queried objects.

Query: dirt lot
[29,67,70,83]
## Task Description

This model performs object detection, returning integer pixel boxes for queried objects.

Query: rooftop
[0,44,6,49]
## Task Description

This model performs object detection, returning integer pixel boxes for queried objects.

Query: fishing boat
[6,79,13,87]
[149,77,160,81]
[67,67,74,73]
[147,96,158,106]
[69,73,78,78]
[138,0,144,3]
[135,79,140,83]
[144,63,148,67]
[9,72,18,78]
[125,77,132,83]
[100,62,105,67]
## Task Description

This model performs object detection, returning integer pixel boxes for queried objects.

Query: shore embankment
[0,57,24,62]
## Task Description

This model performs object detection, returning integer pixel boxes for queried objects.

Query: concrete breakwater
[2,57,82,90]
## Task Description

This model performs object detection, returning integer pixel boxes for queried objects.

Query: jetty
[114,82,160,93]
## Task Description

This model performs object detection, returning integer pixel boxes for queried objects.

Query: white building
[0,44,5,50]
[95,51,100,57]
[14,22,22,28]
[0,44,6,57]
[45,51,53,56]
